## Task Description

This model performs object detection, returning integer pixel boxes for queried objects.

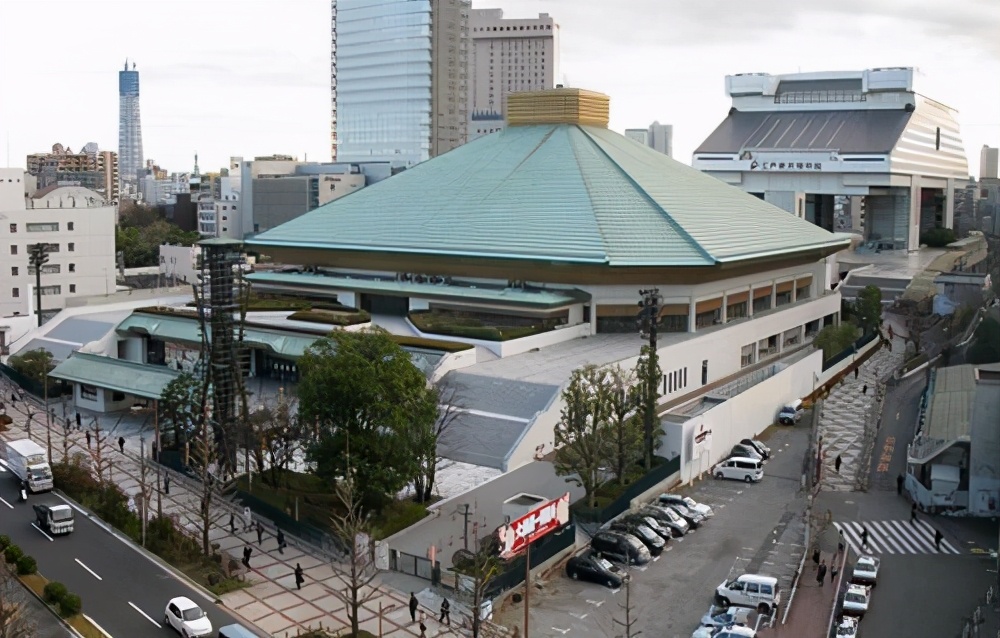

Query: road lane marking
[75,559,103,581]
[551,627,570,634]
[31,523,54,542]
[0,497,12,509]
[128,601,162,628]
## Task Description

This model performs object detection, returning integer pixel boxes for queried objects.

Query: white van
[713,457,764,483]
[715,574,781,614]
[777,399,803,425]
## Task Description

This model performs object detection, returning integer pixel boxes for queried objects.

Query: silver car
[851,555,880,585]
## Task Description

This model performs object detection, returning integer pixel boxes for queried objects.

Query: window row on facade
[8,222,75,232]
[10,284,74,297]
[9,242,75,255]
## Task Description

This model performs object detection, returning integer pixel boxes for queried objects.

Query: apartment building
[26,142,120,202]
[468,9,559,141]
[0,169,116,321]
[625,121,673,157]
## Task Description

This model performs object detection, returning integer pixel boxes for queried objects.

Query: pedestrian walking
[439,598,450,625]
[294,563,305,590]
[834,454,842,473]
[830,561,839,583]
[151,441,158,461]
[419,620,427,638]
[242,545,253,568]
[409,592,419,622]
[243,507,253,533]
[276,528,286,554]
[164,473,170,495]
[934,529,943,551]
[229,513,236,534]
[812,547,820,567]
[861,526,869,550]
[911,502,917,524]
[888,325,894,340]
[854,367,859,379]
[862,384,868,395]
[118,436,125,453]
[75,412,81,428]
[85,430,91,448]
[816,560,827,587]
[255,520,263,543]
[897,473,904,495]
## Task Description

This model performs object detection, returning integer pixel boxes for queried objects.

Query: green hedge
[16,555,37,575]
[4,545,23,564]
[408,311,555,342]
[44,581,69,605]
[287,309,371,327]
[0,535,10,550]
[919,227,956,248]
[59,593,82,618]
[390,335,473,352]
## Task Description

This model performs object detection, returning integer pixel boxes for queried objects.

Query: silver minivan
[713,457,764,483]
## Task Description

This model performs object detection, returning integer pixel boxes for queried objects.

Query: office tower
[981,145,999,180]
[626,121,673,157]
[332,0,470,166]
[468,9,558,141]
[118,60,144,189]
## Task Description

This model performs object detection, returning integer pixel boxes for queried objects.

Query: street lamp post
[28,243,50,327]
[637,288,662,469]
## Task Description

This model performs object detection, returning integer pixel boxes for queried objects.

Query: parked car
[699,605,753,628]
[610,521,666,556]
[661,502,705,529]
[777,399,803,425]
[620,514,673,542]
[658,493,714,519]
[729,444,765,463]
[713,457,764,483]
[692,625,756,638]
[590,530,652,566]
[739,438,771,460]
[851,555,880,585]
[638,505,689,537]
[715,574,781,614]
[565,550,628,589]
[164,596,212,638]
[842,584,871,617]
[835,617,859,637]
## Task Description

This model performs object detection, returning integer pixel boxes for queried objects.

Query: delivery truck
[33,503,74,535]
[3,439,54,493]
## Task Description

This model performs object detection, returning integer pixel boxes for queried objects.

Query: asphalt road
[0,465,262,638]
[512,421,812,638]
[866,372,926,492]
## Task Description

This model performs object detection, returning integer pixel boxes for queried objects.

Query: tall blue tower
[118,59,144,191]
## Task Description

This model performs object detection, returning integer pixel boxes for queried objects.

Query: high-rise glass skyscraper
[118,60,144,190]
[332,0,468,166]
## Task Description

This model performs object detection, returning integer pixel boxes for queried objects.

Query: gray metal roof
[445,372,560,420]
[695,109,913,155]
[969,374,1000,484]
[49,353,182,400]
[437,412,531,470]
[924,365,978,442]
[45,317,119,345]
[18,339,80,363]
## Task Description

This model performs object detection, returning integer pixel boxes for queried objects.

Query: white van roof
[727,457,763,465]
[738,574,778,585]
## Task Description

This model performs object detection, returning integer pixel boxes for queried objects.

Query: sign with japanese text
[496,493,570,560]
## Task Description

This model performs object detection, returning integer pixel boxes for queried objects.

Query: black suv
[590,530,652,565]
[565,550,628,588]
[610,521,665,556]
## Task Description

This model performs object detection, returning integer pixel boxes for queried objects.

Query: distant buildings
[693,67,969,252]
[332,0,470,165]
[981,145,999,180]
[624,121,673,157]
[0,168,116,322]
[118,60,144,193]
[467,9,559,141]
[26,143,120,202]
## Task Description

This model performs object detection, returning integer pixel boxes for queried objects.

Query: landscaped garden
[409,309,560,341]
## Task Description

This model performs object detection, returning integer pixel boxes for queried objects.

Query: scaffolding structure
[192,238,250,469]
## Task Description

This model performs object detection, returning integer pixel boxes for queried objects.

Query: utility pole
[28,243,50,327]
[457,503,472,551]
[637,288,662,469]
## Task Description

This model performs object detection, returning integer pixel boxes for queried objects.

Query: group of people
[409,592,451,637]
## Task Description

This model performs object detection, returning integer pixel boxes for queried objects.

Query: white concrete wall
[429,347,478,383]
[505,390,563,471]
[498,322,591,358]
[159,244,200,285]
[670,350,823,485]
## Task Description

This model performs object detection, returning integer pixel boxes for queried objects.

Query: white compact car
[713,457,764,483]
[851,555,880,585]
[659,493,714,518]
[842,584,871,617]
[698,605,752,628]
[165,596,213,638]
[835,616,859,637]
[693,625,756,638]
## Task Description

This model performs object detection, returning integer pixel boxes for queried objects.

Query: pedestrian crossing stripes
[834,520,961,555]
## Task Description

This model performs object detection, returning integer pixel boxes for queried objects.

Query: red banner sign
[497,493,570,560]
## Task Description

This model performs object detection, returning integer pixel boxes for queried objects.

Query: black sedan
[609,521,666,556]
[620,514,673,542]
[661,502,704,529]
[638,505,689,537]
[565,550,628,589]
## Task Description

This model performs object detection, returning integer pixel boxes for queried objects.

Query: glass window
[67,222,74,230]
[11,288,18,297]
[10,267,17,276]
[69,284,76,293]
[40,285,61,295]
[8,223,15,233]
[68,242,74,252]
[26,222,59,232]
[10,245,16,255]
[69,263,75,272]
[80,385,98,400]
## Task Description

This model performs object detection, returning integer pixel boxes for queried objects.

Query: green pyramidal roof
[248,124,848,266]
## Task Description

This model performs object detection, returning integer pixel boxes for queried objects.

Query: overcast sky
[1,0,997,176]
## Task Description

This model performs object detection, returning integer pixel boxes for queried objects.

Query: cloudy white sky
[1,0,998,176]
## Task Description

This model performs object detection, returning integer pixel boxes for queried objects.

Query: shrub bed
[287,308,371,327]
[409,310,556,342]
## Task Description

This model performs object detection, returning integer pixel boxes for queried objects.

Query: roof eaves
[713,238,852,263]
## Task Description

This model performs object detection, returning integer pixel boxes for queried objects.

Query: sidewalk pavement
[816,336,904,492]
[0,385,474,638]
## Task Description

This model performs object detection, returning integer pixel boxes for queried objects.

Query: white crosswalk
[834,520,961,555]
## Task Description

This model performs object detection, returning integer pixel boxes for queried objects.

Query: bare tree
[454,534,503,638]
[612,577,640,638]
[188,415,236,556]
[87,420,115,485]
[554,365,611,508]
[242,387,301,487]
[0,565,36,638]
[328,449,380,638]
[602,366,644,484]
[412,379,463,503]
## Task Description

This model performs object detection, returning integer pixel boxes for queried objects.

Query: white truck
[4,439,54,493]
[33,503,74,535]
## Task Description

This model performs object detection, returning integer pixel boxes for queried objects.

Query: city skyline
[0,0,997,176]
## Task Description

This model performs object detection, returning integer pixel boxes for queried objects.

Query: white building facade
[625,121,673,157]
[468,9,559,141]
[0,169,116,320]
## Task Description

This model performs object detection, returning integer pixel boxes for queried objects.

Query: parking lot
[506,420,813,638]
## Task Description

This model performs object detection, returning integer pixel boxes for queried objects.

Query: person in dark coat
[409,592,419,622]
[276,528,286,554]
[897,474,904,495]
[163,473,170,495]
[242,545,253,568]
[911,502,918,524]
[118,436,125,453]
[294,563,305,590]
[419,620,427,637]
[85,430,91,448]
[229,513,236,534]
[830,561,839,583]
[834,454,842,473]
[439,598,450,625]
[75,412,82,427]
[256,521,264,544]
[934,529,943,551]
[860,526,869,549]
[812,547,820,567]
[816,559,827,587]
[862,384,868,395]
